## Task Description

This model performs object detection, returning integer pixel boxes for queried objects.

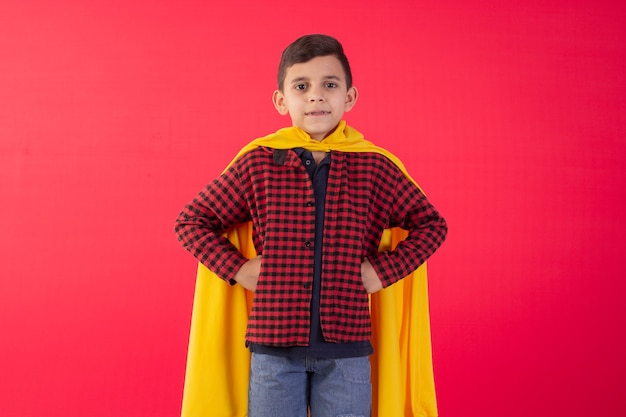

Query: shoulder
[341,151,405,177]
[227,146,274,171]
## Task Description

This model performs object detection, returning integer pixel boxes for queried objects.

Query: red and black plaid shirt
[175,146,447,346]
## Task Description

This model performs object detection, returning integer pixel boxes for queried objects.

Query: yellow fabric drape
[180,122,438,417]
[227,121,420,188]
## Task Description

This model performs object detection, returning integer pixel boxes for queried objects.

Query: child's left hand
[361,258,383,294]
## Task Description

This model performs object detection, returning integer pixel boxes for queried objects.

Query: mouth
[305,110,330,116]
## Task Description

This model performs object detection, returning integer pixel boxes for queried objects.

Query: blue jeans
[248,353,372,417]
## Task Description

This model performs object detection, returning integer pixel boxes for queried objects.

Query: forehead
[285,55,346,82]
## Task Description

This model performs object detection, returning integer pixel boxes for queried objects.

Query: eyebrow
[289,75,342,84]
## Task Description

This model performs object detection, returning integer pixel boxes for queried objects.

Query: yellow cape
[181,122,438,417]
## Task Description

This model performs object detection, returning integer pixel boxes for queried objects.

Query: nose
[308,86,325,102]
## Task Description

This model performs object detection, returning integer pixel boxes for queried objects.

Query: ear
[272,90,289,115]
[344,86,358,112]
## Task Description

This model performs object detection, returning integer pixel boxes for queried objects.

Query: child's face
[273,55,358,141]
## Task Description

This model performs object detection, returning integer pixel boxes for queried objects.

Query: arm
[174,165,253,284]
[366,172,448,289]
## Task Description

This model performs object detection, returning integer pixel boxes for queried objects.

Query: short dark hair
[277,34,353,91]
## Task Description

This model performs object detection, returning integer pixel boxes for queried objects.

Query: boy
[175,34,447,417]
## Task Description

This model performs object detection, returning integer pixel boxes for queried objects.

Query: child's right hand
[233,255,262,292]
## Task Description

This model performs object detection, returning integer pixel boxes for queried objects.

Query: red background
[1,1,625,416]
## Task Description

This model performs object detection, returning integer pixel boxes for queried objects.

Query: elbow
[435,215,448,246]
[173,210,193,244]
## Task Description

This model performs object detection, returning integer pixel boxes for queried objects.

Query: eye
[294,83,307,90]
[325,82,337,88]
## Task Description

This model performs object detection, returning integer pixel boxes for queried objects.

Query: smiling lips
[306,110,330,116]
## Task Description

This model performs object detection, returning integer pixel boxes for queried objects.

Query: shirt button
[306,201,313,207]
[305,159,312,166]
[304,283,312,289]
[304,241,311,247]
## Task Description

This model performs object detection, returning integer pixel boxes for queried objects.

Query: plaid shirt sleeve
[364,161,448,288]
[174,162,252,284]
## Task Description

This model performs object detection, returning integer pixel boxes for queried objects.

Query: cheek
[288,102,305,114]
